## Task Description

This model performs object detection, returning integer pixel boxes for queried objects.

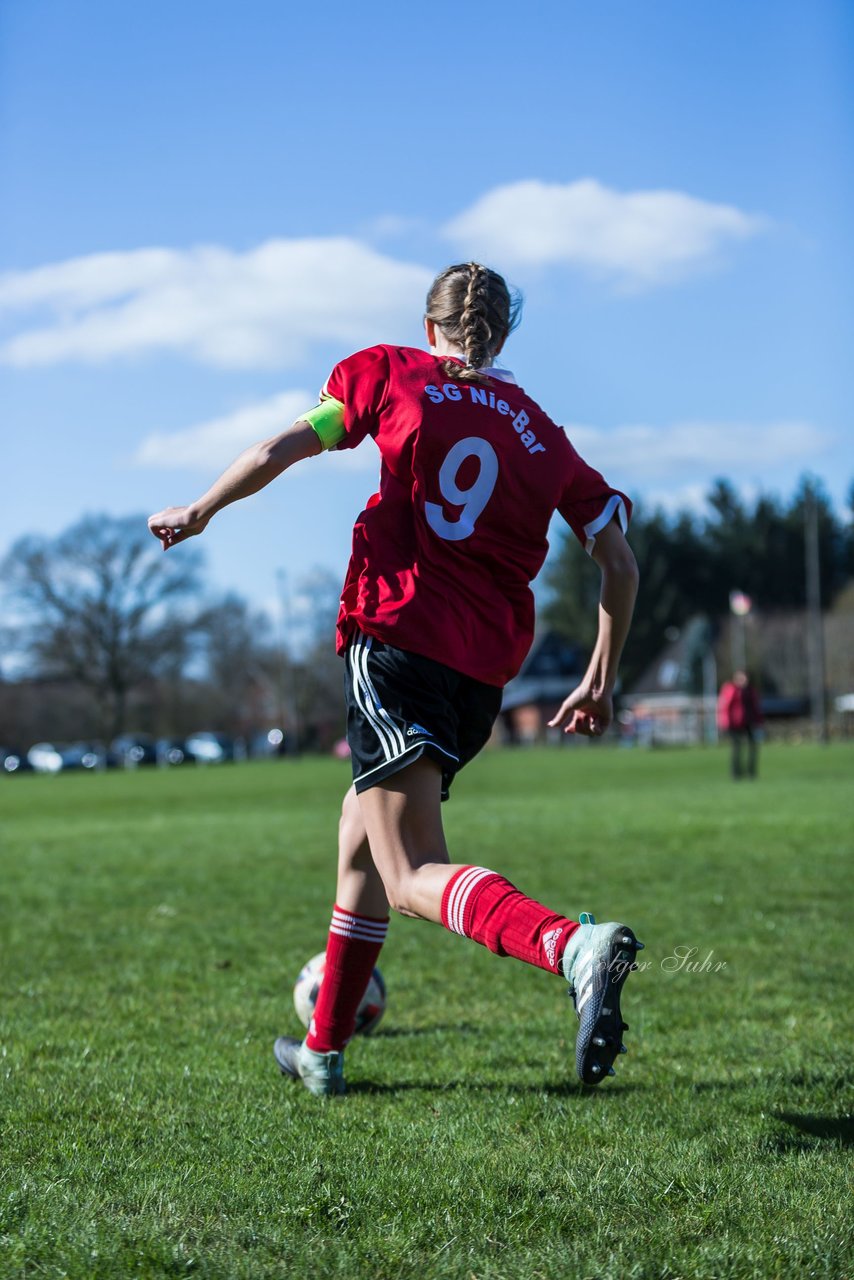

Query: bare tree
[1,514,203,738]
[291,566,347,748]
[196,592,281,735]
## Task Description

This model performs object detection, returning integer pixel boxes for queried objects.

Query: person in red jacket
[148,262,644,1096]
[717,671,763,779]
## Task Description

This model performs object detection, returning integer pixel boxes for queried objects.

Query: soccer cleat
[273,1036,346,1097]
[561,912,642,1086]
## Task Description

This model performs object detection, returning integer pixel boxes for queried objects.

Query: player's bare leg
[335,784,389,917]
[358,756,643,1085]
[355,758,454,920]
[274,787,389,1095]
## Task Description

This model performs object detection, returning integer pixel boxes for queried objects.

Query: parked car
[61,741,110,771]
[111,734,158,768]
[26,741,111,773]
[156,733,247,766]
[248,728,288,759]
[183,731,246,763]
[27,742,65,773]
[156,737,189,766]
[1,746,33,774]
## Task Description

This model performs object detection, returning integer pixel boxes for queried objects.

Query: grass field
[1,743,852,1280]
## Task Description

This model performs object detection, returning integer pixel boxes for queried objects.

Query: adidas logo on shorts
[406,723,430,737]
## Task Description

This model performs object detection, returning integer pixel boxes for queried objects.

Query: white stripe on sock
[450,867,490,936]
[332,909,387,927]
[330,924,387,940]
[330,916,388,931]
[446,867,480,935]
[447,866,492,936]
[456,869,493,935]
[331,909,388,942]
[330,924,387,942]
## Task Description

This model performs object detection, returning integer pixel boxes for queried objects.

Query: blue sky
[2,0,852,636]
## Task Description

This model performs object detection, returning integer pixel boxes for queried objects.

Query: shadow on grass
[785,1067,854,1091]
[345,1049,854,1104]
[371,1023,479,1039]
[346,1078,645,1097]
[347,1072,852,1100]
[774,1110,854,1148]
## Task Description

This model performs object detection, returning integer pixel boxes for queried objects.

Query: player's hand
[147,505,209,550]
[548,684,614,737]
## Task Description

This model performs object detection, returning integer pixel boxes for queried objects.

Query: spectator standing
[717,671,763,779]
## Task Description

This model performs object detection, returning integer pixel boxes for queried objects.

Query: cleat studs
[591,1064,602,1075]
[593,1036,606,1047]
[621,935,633,945]
[620,1044,628,1054]
[636,941,645,950]
[621,1021,629,1031]
[608,1067,616,1076]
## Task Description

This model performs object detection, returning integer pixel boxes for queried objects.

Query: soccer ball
[293,951,386,1036]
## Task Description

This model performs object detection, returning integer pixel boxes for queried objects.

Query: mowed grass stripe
[1,744,852,1279]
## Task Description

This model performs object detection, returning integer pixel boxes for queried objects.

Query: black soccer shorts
[344,631,503,799]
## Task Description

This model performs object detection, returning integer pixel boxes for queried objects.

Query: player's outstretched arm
[549,518,639,737]
[147,420,322,549]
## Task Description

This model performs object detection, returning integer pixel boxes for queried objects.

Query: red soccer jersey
[324,344,631,687]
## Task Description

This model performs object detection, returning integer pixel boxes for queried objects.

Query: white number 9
[424,437,499,542]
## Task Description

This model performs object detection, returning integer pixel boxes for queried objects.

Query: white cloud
[0,239,431,368]
[565,419,831,486]
[364,214,427,240]
[134,391,313,469]
[443,179,764,286]
[636,482,720,517]
[133,390,379,472]
[136,390,828,495]
[0,179,767,369]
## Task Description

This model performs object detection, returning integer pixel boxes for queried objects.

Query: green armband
[299,397,346,450]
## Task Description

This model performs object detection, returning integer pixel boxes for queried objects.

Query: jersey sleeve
[558,442,632,554]
[320,345,390,451]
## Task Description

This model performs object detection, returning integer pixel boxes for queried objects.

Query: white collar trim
[444,351,517,385]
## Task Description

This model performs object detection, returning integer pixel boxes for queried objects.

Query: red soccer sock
[440,866,579,974]
[305,906,389,1053]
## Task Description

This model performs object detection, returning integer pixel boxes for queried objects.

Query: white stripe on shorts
[348,632,460,786]
[349,638,398,763]
[447,865,492,936]
[353,740,459,786]
[357,636,406,756]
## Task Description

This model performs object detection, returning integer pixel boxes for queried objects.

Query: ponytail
[425,262,521,384]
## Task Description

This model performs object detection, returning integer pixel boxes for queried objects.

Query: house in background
[622,609,854,744]
[500,631,585,744]
[622,617,718,746]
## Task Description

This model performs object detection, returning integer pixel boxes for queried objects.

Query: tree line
[0,515,344,749]
[543,476,854,692]
[2,477,852,748]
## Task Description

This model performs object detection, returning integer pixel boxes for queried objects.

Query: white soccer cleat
[561,912,643,1085]
[273,1036,346,1097]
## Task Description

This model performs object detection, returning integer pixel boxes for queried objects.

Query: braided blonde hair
[425,262,521,384]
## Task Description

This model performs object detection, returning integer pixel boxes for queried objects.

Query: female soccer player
[148,262,643,1096]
